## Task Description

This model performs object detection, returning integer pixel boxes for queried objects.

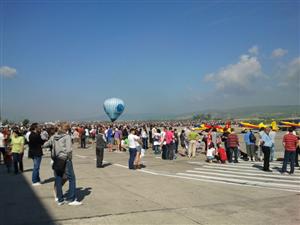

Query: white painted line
[110,163,300,193]
[176,173,300,189]
[189,161,285,167]
[75,154,87,159]
[186,170,300,184]
[193,167,300,180]
[202,165,300,174]
[114,163,128,169]
[169,173,300,193]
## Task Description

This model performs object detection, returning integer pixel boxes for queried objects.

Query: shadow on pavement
[76,187,92,202]
[0,164,57,225]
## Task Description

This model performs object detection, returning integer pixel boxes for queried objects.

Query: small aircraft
[193,121,231,133]
[239,121,279,131]
[280,121,300,128]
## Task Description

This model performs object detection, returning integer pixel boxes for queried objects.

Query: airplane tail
[271,121,279,131]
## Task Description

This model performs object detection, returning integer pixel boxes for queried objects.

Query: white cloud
[204,54,262,92]
[0,66,17,78]
[248,45,259,55]
[275,57,300,89]
[271,48,288,58]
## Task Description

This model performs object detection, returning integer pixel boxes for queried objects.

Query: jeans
[128,148,137,169]
[262,146,271,170]
[270,144,275,161]
[12,153,23,174]
[81,138,86,148]
[96,147,104,167]
[167,143,175,160]
[55,160,76,202]
[154,145,161,154]
[142,138,148,149]
[32,156,42,183]
[282,150,296,174]
[229,147,238,163]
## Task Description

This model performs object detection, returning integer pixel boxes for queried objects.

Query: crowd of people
[0,120,300,206]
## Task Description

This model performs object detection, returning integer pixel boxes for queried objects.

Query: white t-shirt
[206,147,215,157]
[25,131,31,142]
[153,132,161,146]
[128,134,140,149]
[0,132,4,148]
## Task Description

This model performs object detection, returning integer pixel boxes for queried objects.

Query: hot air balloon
[103,98,125,122]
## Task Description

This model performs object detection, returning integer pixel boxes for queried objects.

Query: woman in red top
[216,143,227,163]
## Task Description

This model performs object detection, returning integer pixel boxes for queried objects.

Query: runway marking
[111,163,300,193]
[176,173,299,188]
[193,167,300,180]
[75,154,88,159]
[185,170,300,184]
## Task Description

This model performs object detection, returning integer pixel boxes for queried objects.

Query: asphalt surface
[0,138,299,225]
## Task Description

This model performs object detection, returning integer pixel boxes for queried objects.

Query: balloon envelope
[103,98,125,122]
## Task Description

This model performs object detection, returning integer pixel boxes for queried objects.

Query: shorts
[207,156,214,160]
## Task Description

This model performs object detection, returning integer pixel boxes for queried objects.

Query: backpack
[249,133,256,143]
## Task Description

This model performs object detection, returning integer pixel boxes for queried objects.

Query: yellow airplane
[280,121,300,128]
[239,121,279,131]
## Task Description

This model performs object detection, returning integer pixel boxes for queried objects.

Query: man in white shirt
[128,128,140,169]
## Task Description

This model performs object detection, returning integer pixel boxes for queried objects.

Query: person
[106,126,114,152]
[227,128,239,163]
[141,125,148,150]
[260,127,273,172]
[114,127,122,151]
[180,130,186,149]
[166,127,175,160]
[295,131,300,167]
[244,129,251,159]
[221,128,230,162]
[216,143,227,163]
[28,123,45,185]
[281,127,298,175]
[187,129,200,158]
[80,128,86,149]
[174,128,179,156]
[10,128,24,174]
[0,128,6,164]
[95,127,107,168]
[248,130,257,161]
[269,129,276,162]
[161,127,168,160]
[128,128,140,170]
[206,143,216,163]
[4,147,12,173]
[43,123,82,206]
[153,129,162,155]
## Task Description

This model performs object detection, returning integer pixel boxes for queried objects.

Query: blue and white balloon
[103,98,125,122]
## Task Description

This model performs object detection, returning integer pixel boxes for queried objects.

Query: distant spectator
[281,127,298,175]
[227,128,239,163]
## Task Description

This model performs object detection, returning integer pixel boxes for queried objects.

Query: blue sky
[0,0,299,121]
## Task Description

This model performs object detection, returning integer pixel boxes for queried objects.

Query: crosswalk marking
[193,168,300,180]
[186,170,300,184]
[182,161,300,192]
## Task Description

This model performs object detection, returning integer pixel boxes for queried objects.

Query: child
[216,143,227,164]
[206,143,216,163]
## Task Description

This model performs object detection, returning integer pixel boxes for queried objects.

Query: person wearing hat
[260,127,273,172]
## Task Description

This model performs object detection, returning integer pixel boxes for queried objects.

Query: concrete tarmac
[0,143,299,225]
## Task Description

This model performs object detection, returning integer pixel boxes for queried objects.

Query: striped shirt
[227,133,239,148]
[283,133,298,151]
